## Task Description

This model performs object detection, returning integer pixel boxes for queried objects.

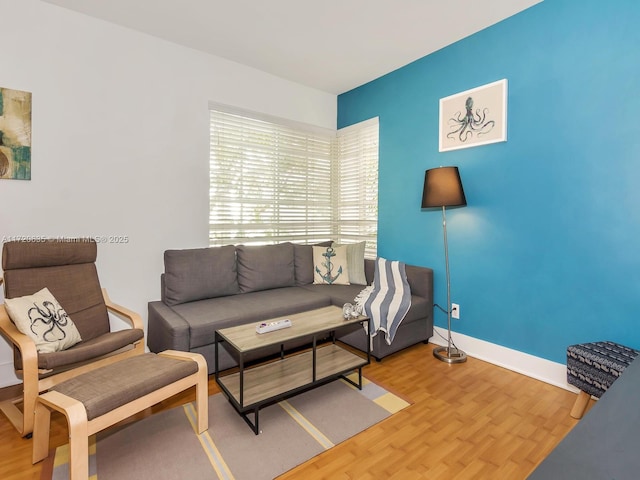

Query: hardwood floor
[0,342,584,479]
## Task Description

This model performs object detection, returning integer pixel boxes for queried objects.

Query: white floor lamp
[421,166,467,364]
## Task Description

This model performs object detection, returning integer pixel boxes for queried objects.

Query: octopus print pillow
[4,287,82,354]
[313,245,350,285]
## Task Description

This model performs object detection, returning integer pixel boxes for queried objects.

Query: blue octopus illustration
[315,247,343,284]
[447,96,495,143]
[28,300,71,342]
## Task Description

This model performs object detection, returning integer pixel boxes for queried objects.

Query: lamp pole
[432,205,466,363]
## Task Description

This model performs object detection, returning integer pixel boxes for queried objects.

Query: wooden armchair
[0,239,145,436]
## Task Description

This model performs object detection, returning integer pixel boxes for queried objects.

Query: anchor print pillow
[4,287,82,354]
[312,245,350,285]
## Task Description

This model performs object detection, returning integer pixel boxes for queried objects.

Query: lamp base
[433,345,467,364]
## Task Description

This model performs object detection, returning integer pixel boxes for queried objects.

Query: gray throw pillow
[332,241,367,285]
[164,246,239,306]
[236,243,295,293]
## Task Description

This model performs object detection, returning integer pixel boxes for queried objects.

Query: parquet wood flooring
[0,342,582,479]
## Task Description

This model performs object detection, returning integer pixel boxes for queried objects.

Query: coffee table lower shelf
[217,343,367,434]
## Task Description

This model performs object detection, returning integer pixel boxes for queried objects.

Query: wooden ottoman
[32,350,208,480]
[567,341,638,418]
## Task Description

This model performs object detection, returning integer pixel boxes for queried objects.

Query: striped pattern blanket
[355,257,412,345]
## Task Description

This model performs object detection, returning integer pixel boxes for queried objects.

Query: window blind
[334,118,379,258]
[209,106,378,255]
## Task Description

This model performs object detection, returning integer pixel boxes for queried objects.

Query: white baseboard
[432,327,578,393]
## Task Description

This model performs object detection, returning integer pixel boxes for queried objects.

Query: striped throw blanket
[354,257,412,345]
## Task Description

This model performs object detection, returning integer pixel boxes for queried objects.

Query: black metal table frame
[214,319,370,435]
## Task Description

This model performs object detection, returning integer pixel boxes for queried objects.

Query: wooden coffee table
[214,305,370,434]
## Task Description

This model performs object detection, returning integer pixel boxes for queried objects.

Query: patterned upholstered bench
[567,341,639,419]
[32,351,208,480]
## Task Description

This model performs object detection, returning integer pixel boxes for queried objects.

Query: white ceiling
[42,0,542,95]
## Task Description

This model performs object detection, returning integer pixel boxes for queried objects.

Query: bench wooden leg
[33,391,89,480]
[195,360,208,433]
[32,400,51,463]
[159,350,209,433]
[570,390,591,419]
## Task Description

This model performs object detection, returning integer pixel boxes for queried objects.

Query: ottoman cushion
[52,353,198,420]
[567,341,639,398]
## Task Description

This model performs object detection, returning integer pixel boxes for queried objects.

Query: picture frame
[0,86,32,180]
[439,79,507,152]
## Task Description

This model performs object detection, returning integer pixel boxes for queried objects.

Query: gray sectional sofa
[147,242,433,373]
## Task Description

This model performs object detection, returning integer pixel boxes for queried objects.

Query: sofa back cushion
[236,243,295,293]
[164,246,238,306]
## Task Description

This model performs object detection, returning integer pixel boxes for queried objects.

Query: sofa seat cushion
[300,284,430,325]
[299,284,364,307]
[171,287,332,349]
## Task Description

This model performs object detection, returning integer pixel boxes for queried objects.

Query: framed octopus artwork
[439,79,507,152]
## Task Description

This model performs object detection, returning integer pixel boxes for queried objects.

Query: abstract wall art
[0,87,32,180]
[439,79,507,152]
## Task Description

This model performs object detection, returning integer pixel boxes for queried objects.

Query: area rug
[42,374,410,480]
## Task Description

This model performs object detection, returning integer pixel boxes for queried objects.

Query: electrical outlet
[451,303,460,319]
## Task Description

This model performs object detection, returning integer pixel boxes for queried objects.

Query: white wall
[0,0,336,386]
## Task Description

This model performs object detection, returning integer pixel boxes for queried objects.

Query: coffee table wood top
[216,305,368,353]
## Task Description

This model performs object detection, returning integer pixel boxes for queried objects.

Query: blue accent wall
[337,0,640,364]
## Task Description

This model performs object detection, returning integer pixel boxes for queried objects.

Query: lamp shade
[421,166,467,208]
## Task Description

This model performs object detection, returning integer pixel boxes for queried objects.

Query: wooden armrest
[0,304,38,362]
[158,350,207,370]
[102,288,144,331]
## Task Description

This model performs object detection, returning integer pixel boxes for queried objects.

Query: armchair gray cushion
[17,328,144,371]
[2,242,110,341]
